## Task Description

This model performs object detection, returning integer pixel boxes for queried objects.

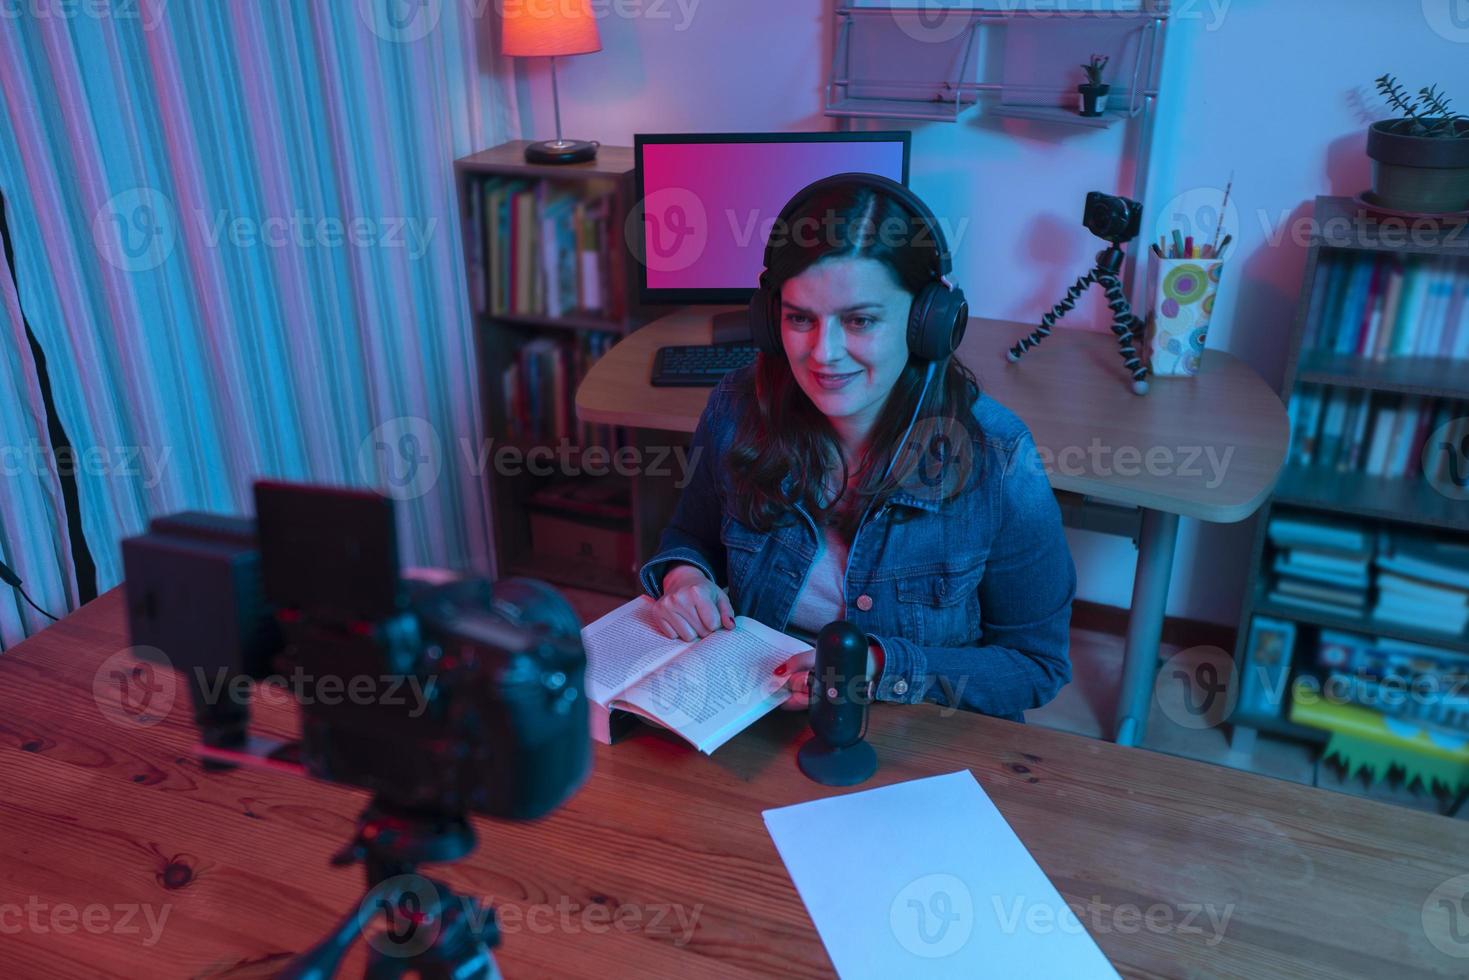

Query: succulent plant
[1375,73,1469,138]
[1081,54,1109,88]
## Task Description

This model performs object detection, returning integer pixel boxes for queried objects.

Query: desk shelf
[1294,349,1469,401]
[1272,465,1469,534]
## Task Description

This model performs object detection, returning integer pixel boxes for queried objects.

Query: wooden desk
[577,308,1292,745]
[6,591,1466,979]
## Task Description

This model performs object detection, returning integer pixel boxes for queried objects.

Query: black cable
[0,559,59,622]
[18,586,59,622]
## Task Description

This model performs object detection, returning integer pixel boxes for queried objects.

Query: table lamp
[501,2,602,164]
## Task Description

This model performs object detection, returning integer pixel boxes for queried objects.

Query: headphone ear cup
[908,282,970,362]
[748,281,782,356]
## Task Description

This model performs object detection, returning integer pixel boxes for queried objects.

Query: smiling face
[779,255,914,455]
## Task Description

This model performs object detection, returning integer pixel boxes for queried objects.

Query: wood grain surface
[3,591,1466,979]
[574,308,1290,522]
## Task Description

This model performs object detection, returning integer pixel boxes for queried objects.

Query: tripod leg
[1008,271,1097,362]
[1097,273,1150,394]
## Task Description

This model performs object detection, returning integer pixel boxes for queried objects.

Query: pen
[1171,229,1185,258]
[1184,235,1194,258]
[1151,242,1164,259]
[1216,234,1233,259]
[1209,173,1234,250]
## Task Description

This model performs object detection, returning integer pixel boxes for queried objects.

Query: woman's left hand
[774,649,818,710]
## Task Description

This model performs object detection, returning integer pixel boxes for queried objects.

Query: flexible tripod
[280,798,501,979]
[1006,242,1150,395]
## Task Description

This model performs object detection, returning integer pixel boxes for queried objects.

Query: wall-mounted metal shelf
[825,0,1166,124]
[824,0,1169,306]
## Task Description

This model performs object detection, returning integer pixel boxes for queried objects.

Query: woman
[639,176,1075,721]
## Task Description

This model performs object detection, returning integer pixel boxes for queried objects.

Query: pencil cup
[1146,258,1224,377]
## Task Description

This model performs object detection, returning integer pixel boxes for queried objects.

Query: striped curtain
[0,1,519,644]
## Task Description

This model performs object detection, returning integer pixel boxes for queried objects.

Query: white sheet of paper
[762,770,1120,979]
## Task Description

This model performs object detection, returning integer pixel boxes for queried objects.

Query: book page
[614,616,811,752]
[580,596,692,705]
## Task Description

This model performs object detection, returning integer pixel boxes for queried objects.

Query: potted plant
[1367,74,1469,213]
[1077,54,1109,118]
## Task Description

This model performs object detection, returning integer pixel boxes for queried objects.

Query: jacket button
[856,594,873,611]
[893,678,909,696]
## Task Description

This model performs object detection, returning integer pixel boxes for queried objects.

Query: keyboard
[651,344,760,387]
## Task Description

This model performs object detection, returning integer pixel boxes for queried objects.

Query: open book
[580,595,812,754]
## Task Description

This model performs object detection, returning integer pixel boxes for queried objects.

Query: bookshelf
[1231,196,1469,776]
[453,141,670,596]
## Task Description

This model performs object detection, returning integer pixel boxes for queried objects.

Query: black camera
[123,480,591,975]
[1083,191,1143,245]
[122,480,590,821]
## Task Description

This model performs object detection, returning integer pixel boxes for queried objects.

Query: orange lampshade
[501,0,602,57]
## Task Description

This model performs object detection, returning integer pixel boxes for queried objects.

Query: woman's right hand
[654,564,736,640]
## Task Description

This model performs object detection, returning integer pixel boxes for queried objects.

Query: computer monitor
[634,131,911,308]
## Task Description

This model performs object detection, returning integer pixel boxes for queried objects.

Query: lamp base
[524,139,599,165]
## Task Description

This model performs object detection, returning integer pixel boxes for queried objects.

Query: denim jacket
[638,365,1076,721]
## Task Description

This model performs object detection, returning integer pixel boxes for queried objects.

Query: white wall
[504,0,1466,625]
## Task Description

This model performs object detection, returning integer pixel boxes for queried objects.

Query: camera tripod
[1006,241,1151,395]
[280,798,502,979]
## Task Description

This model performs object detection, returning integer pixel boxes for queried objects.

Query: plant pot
[1077,83,1110,118]
[1366,118,1469,213]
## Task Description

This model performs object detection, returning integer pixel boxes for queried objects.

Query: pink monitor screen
[636,135,908,296]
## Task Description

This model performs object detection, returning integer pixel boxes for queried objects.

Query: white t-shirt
[785,522,852,644]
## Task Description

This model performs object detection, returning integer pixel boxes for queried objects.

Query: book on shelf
[1316,389,1350,467]
[1267,514,1469,633]
[1376,572,1469,610]
[1273,577,1367,611]
[1272,553,1369,587]
[1238,615,1296,718]
[470,174,623,323]
[579,596,811,754]
[1268,592,1358,618]
[501,332,621,449]
[1343,390,1373,472]
[1287,387,1324,466]
[1267,514,1370,555]
[1364,403,1397,476]
[1308,251,1469,362]
[1369,530,1469,635]
[1285,387,1467,480]
[1372,600,1468,635]
[1313,629,1469,734]
[1265,513,1377,617]
[1376,533,1469,590]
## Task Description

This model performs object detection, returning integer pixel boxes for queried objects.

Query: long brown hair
[727,181,983,537]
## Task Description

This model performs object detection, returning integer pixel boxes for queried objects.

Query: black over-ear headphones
[746,172,969,362]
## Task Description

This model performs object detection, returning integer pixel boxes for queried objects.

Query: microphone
[797,620,878,786]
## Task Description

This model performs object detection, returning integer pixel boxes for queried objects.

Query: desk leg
[1114,508,1180,747]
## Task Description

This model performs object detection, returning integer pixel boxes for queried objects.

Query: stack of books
[1372,533,1469,636]
[501,332,622,450]
[1304,251,1469,361]
[467,176,626,322]
[1286,385,1464,480]
[1266,514,1372,617]
[1314,629,1469,734]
